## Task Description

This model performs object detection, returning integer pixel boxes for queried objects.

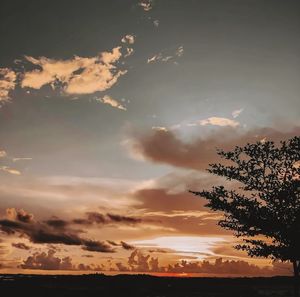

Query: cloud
[120,241,135,250]
[124,48,134,58]
[44,218,69,229]
[127,249,160,272]
[0,150,7,158]
[121,35,135,44]
[0,208,115,253]
[0,150,29,175]
[0,68,16,103]
[107,240,135,250]
[127,126,300,170]
[0,166,21,175]
[198,117,239,127]
[232,108,244,119]
[133,188,207,213]
[98,95,127,111]
[106,213,141,224]
[21,47,127,95]
[20,249,73,270]
[72,212,142,226]
[147,46,184,64]
[175,46,184,57]
[152,126,168,132]
[165,258,286,275]
[139,0,153,11]
[147,54,161,64]
[128,170,232,237]
[113,250,291,276]
[6,208,34,223]
[153,20,159,27]
[12,157,32,162]
[11,242,31,250]
[82,240,113,253]
[20,249,105,271]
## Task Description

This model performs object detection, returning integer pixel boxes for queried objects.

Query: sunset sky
[0,0,299,276]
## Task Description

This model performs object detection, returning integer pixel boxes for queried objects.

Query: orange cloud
[0,68,16,103]
[21,47,127,95]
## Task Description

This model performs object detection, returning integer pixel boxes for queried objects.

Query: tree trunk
[293,260,300,297]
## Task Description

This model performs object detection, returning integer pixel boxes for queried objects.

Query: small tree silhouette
[191,136,300,279]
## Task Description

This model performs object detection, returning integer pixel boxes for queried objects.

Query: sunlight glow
[132,236,227,256]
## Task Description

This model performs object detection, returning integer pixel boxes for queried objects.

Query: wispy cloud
[0,166,21,175]
[147,46,184,64]
[152,126,168,132]
[232,108,244,119]
[198,117,239,127]
[153,20,159,27]
[12,157,33,162]
[0,149,31,175]
[97,95,127,111]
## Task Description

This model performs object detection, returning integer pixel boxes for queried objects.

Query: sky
[0,0,299,276]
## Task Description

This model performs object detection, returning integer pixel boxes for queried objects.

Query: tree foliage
[191,136,300,275]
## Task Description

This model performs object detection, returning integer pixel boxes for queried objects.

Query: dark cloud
[82,240,114,253]
[107,240,135,250]
[72,218,91,225]
[72,212,142,226]
[0,208,115,253]
[11,242,31,250]
[86,212,106,224]
[45,218,69,229]
[120,241,135,250]
[106,213,141,224]
[129,126,300,170]
[107,240,120,246]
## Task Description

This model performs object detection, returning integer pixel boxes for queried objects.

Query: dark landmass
[0,274,297,297]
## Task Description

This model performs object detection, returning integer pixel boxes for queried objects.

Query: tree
[191,136,300,279]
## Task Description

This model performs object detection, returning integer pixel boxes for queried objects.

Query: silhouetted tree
[191,136,300,281]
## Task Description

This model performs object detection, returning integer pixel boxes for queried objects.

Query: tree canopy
[191,136,300,276]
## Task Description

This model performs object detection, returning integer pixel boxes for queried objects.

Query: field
[0,274,298,297]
